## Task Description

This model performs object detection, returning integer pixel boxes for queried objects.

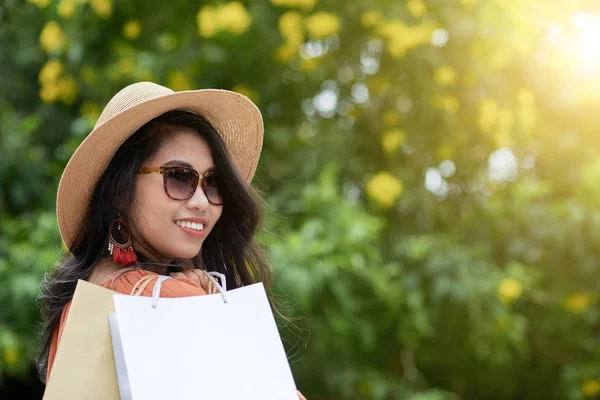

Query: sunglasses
[138,165,224,205]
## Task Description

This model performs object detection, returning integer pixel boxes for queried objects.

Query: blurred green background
[2,0,600,398]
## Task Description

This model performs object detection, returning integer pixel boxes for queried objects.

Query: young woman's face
[130,129,223,260]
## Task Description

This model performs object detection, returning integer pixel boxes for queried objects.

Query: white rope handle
[202,270,228,304]
[150,272,228,308]
[151,275,173,309]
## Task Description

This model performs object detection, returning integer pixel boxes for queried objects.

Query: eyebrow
[163,160,216,172]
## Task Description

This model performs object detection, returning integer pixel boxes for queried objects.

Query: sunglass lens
[165,167,196,200]
[203,172,223,205]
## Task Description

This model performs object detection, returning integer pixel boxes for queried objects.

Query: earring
[108,215,138,265]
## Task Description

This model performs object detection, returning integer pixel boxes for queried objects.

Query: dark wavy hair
[37,110,271,382]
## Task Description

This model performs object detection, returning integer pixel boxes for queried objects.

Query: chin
[172,246,202,260]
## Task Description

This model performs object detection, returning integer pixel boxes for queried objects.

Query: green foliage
[2,0,600,398]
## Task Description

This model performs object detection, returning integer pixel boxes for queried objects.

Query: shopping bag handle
[151,271,229,308]
[202,271,228,304]
[152,275,172,309]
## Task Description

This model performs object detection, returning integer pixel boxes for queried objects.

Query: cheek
[132,179,174,231]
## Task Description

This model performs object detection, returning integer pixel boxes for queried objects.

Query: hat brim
[57,89,263,251]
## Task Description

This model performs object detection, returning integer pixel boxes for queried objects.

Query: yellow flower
[274,41,300,63]
[218,2,252,35]
[377,22,408,57]
[279,11,303,41]
[28,0,51,8]
[40,81,61,103]
[434,65,458,86]
[57,74,79,104]
[407,0,427,18]
[274,11,304,64]
[232,84,260,104]
[296,0,317,11]
[564,293,593,313]
[304,12,340,39]
[366,171,404,208]
[90,0,112,18]
[38,59,64,84]
[582,379,600,397]
[123,20,142,40]
[57,0,76,19]
[270,0,316,10]
[39,21,66,53]
[360,11,381,28]
[197,3,251,38]
[197,6,218,38]
[383,110,399,126]
[381,129,406,153]
[300,57,318,71]
[497,278,523,304]
[168,71,193,92]
[377,21,435,58]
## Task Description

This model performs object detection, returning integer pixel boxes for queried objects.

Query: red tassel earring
[108,215,137,266]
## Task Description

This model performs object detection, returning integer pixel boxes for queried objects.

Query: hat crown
[95,82,174,128]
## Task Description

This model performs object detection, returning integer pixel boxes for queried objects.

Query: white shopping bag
[108,274,299,400]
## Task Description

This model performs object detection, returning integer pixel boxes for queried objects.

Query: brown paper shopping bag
[43,279,120,400]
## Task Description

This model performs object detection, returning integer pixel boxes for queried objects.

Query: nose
[186,185,210,211]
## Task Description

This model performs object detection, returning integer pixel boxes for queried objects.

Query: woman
[38,82,306,399]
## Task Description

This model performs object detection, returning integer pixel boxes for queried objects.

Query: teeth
[176,221,204,231]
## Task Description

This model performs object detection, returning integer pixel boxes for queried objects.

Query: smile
[175,221,204,231]
[175,221,206,238]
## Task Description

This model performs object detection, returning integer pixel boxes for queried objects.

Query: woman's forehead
[152,130,215,169]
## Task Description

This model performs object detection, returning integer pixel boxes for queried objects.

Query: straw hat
[56,81,263,251]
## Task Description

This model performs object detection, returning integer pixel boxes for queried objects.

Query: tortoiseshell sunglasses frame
[137,166,223,205]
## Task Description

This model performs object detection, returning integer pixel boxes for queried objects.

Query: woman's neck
[88,255,187,285]
[88,257,130,285]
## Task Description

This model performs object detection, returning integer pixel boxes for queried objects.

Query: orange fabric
[46,269,207,379]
